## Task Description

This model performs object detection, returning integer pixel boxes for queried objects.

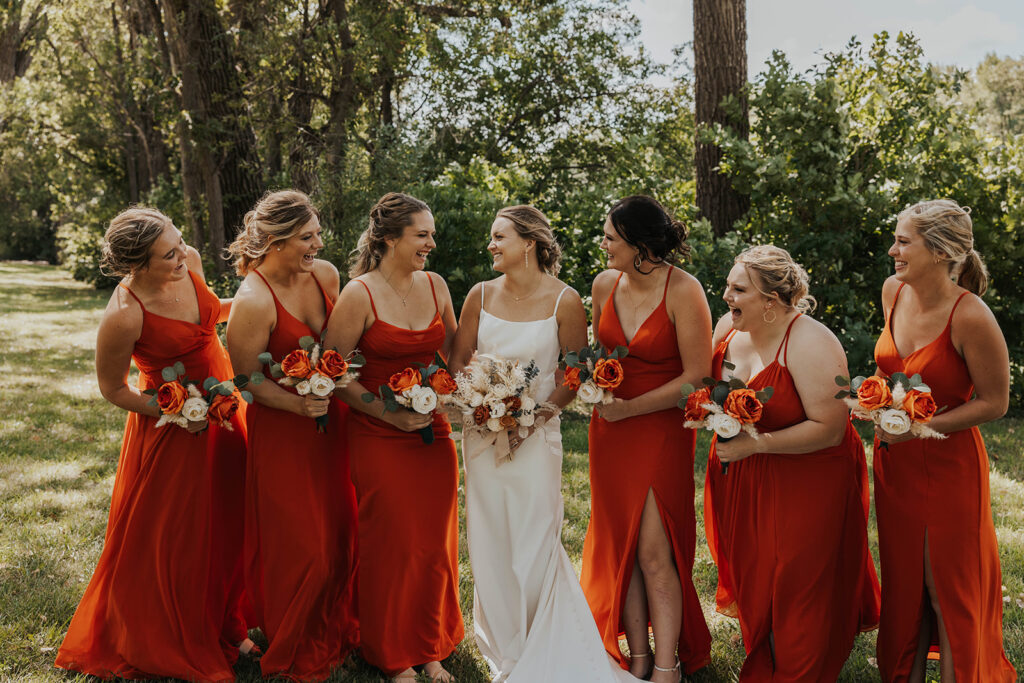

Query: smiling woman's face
[143,224,189,281]
[723,263,773,332]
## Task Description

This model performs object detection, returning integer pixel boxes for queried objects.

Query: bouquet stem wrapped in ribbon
[559,343,627,404]
[445,354,555,465]
[362,353,457,444]
[835,372,945,451]
[261,335,364,432]
[144,361,262,431]
[679,361,773,474]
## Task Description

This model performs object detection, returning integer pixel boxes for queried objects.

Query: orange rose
[723,388,763,424]
[857,376,892,412]
[903,389,937,422]
[473,405,490,426]
[281,349,312,378]
[388,367,421,394]
[683,386,712,423]
[562,366,582,391]
[208,393,240,426]
[499,414,517,429]
[316,349,349,378]
[429,369,457,395]
[593,358,624,389]
[156,381,187,414]
[503,396,522,413]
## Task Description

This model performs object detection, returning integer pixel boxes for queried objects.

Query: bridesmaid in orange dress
[581,196,712,682]
[703,245,880,682]
[324,192,463,683]
[55,208,251,681]
[873,200,1015,682]
[226,190,358,680]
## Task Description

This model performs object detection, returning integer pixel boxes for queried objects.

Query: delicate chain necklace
[382,268,416,307]
[505,276,543,303]
[622,273,657,319]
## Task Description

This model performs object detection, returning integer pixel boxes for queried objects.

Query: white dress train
[463,284,638,683]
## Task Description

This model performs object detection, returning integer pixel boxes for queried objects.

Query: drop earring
[762,304,777,324]
[524,249,529,269]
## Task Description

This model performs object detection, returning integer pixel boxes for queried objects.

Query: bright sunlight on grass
[1,262,1020,681]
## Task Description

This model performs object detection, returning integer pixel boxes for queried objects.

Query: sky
[628,0,1024,78]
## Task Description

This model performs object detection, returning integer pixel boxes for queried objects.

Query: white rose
[520,396,536,412]
[879,408,912,435]
[519,412,535,427]
[491,383,511,399]
[487,417,503,432]
[707,412,741,439]
[309,373,336,397]
[409,385,438,414]
[486,399,507,418]
[469,392,485,407]
[577,381,604,404]
[295,380,311,396]
[181,397,208,422]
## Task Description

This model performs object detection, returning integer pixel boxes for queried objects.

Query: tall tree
[693,0,748,236]
[0,0,47,83]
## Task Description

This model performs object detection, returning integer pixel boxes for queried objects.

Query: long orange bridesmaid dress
[245,270,358,680]
[703,316,880,682]
[874,284,1016,682]
[347,278,464,676]
[581,269,712,675]
[55,269,248,682]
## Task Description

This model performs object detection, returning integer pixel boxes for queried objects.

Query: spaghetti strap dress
[703,316,880,682]
[873,283,1016,682]
[55,269,248,682]
[347,275,464,676]
[245,270,358,681]
[581,269,712,675]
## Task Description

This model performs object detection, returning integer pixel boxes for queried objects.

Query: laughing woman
[873,200,1015,682]
[704,245,880,682]
[581,196,712,682]
[226,190,358,680]
[56,208,250,682]
[323,192,463,683]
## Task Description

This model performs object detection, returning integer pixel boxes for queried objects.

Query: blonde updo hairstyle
[897,199,988,296]
[495,205,562,276]
[228,190,319,276]
[100,207,174,277]
[349,192,431,278]
[736,245,817,314]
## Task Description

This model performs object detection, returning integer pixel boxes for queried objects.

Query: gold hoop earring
[633,253,643,270]
[763,306,777,324]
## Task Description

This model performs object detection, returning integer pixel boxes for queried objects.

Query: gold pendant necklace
[383,268,415,306]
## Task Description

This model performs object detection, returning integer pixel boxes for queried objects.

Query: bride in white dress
[450,206,640,683]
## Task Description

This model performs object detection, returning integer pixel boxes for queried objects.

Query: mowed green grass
[0,262,1020,682]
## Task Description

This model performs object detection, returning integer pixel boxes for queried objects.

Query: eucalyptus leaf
[350,354,366,367]
[834,390,850,399]
[702,376,717,388]
[249,372,264,386]
[240,390,254,403]
[834,375,849,387]
[614,345,628,359]
[173,361,185,376]
[760,386,774,401]
[161,367,177,382]
[711,383,731,405]
[677,398,688,410]
[680,383,696,396]
[257,352,273,365]
[270,366,284,379]
[722,360,736,371]
[728,377,745,390]
[298,335,315,351]
[147,394,158,407]
[361,392,375,403]
[203,376,218,392]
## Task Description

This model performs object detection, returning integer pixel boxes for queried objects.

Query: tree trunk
[162,0,262,271]
[0,0,47,83]
[694,0,749,236]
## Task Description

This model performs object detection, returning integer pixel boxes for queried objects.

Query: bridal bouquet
[835,372,944,450]
[679,361,774,474]
[446,355,553,465]
[145,361,260,431]
[362,357,457,444]
[560,343,628,404]
[260,335,364,431]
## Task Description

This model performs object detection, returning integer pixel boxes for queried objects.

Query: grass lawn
[1,261,1020,682]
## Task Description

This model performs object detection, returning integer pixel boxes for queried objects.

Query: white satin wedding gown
[463,284,638,683]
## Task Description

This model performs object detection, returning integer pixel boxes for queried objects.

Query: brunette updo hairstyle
[100,207,174,277]
[227,190,319,275]
[898,199,988,296]
[349,192,431,277]
[736,245,817,314]
[607,195,690,273]
[495,205,562,276]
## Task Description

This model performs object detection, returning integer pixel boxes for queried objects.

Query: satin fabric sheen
[346,277,464,676]
[873,284,1015,682]
[581,270,712,675]
[56,269,248,682]
[245,270,358,680]
[704,317,880,682]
